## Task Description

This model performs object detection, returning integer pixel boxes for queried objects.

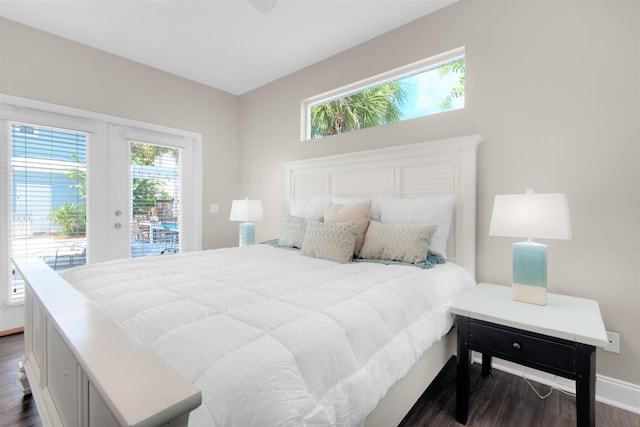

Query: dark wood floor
[1,332,638,427]
[0,333,40,427]
[401,357,640,427]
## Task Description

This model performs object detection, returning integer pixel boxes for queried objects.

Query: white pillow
[289,195,332,220]
[378,195,455,258]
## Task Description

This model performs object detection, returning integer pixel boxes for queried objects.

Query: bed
[13,133,482,427]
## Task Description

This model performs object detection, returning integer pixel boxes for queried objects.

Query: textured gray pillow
[359,221,437,264]
[278,215,307,248]
[378,195,454,258]
[300,221,358,263]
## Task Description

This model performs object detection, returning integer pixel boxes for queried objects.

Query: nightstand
[449,283,608,427]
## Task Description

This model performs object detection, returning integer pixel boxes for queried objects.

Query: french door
[104,125,201,261]
[1,98,202,332]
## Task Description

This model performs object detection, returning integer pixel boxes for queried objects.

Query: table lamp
[489,190,572,305]
[229,198,264,246]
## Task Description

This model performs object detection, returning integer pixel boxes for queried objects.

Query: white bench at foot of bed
[13,256,202,427]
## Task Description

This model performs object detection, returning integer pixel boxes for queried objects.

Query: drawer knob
[512,342,521,350]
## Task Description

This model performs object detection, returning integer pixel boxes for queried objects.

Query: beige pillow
[324,200,371,256]
[359,221,437,264]
[300,221,358,264]
[278,215,307,248]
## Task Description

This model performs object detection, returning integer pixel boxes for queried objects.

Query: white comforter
[62,245,475,427]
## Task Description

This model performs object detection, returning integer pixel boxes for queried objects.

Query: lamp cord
[522,373,553,399]
[521,373,576,400]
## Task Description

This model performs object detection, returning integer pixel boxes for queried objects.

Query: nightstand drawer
[470,321,576,373]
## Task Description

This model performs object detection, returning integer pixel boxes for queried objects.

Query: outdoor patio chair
[159,221,179,254]
[133,216,151,242]
[54,241,86,270]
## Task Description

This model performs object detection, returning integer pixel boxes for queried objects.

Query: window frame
[301,46,465,141]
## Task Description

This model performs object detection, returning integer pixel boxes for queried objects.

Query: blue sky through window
[306,52,464,140]
[399,65,464,120]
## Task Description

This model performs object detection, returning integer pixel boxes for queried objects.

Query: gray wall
[0,17,240,249]
[238,0,640,385]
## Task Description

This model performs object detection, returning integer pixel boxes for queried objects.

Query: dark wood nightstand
[449,283,608,427]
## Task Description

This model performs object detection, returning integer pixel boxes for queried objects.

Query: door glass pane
[9,123,87,302]
[129,141,181,257]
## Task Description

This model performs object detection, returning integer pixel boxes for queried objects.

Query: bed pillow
[359,221,437,264]
[289,195,332,220]
[324,200,371,256]
[300,221,358,264]
[379,195,455,258]
[278,215,308,248]
[332,195,381,221]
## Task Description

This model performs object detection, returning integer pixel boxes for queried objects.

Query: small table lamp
[489,190,572,305]
[229,198,264,246]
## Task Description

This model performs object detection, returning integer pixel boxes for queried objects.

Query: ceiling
[0,0,456,95]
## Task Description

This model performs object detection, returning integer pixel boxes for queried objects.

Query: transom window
[303,47,465,140]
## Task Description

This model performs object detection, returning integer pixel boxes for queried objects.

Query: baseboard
[596,374,640,415]
[0,327,24,337]
[471,355,640,415]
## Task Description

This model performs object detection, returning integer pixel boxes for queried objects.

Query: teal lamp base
[238,222,255,246]
[512,240,547,305]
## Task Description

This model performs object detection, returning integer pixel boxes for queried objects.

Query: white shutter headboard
[282,134,483,277]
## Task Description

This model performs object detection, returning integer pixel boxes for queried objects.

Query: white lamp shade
[489,193,572,240]
[229,199,264,222]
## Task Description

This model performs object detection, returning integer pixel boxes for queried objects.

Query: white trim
[0,119,10,309]
[0,94,201,141]
[472,355,640,414]
[596,374,640,415]
[0,102,97,134]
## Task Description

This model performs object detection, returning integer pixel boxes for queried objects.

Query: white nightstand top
[449,283,608,347]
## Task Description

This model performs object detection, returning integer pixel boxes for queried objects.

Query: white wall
[238,0,640,386]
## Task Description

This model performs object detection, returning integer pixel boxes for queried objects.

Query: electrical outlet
[603,331,620,353]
